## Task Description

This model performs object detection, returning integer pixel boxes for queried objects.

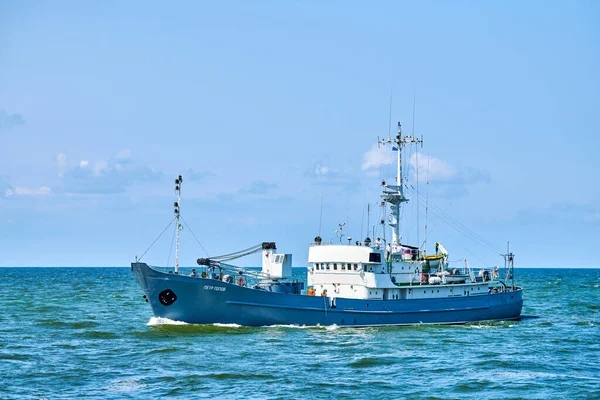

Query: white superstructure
[306,121,496,302]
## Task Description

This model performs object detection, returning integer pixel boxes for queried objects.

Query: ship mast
[174,175,183,273]
[379,122,422,251]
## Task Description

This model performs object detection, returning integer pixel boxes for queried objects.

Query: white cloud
[406,152,490,191]
[5,186,51,197]
[408,152,457,182]
[92,161,109,176]
[361,144,394,171]
[56,151,162,194]
[314,165,329,176]
[304,161,360,190]
[57,153,68,177]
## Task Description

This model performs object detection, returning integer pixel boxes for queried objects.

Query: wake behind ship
[132,122,523,327]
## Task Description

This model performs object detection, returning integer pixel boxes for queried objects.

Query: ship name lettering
[203,285,226,292]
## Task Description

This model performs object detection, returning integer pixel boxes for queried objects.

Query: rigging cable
[407,186,501,252]
[207,243,263,261]
[138,217,177,261]
[180,216,210,257]
[405,186,503,254]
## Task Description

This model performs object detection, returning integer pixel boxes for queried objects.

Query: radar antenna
[378,122,423,251]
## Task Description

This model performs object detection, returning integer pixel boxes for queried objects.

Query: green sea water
[0,267,598,399]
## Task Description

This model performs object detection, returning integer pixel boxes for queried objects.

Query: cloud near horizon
[304,161,360,190]
[56,150,162,194]
[5,186,51,197]
[1,175,52,198]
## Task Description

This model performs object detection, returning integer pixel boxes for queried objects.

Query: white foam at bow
[147,317,188,326]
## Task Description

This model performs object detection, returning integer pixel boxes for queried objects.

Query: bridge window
[369,253,381,263]
[341,263,346,270]
[326,264,330,270]
[333,264,338,270]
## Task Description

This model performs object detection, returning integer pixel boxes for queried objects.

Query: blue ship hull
[132,262,523,327]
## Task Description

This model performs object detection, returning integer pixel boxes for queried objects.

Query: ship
[132,122,523,327]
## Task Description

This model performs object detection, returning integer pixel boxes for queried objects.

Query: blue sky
[1,1,598,267]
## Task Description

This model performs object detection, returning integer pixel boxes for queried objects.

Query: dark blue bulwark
[132,263,523,327]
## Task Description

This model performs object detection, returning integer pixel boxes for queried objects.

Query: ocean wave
[108,379,147,392]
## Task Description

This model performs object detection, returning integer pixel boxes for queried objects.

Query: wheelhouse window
[369,253,381,263]
[333,263,338,270]
[341,263,346,270]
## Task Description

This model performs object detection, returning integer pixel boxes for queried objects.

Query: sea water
[0,267,598,399]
